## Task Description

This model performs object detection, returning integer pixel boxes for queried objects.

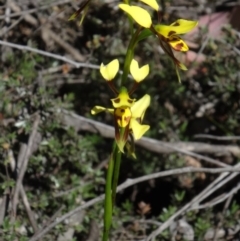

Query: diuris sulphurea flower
[93,59,150,152]
[119,2,198,78]
[91,88,150,153]
[154,19,198,52]
[119,4,197,53]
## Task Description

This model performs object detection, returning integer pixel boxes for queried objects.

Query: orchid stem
[111,146,122,206]
[121,27,142,86]
[102,143,116,241]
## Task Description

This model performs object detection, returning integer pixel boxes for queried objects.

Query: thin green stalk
[111,146,122,206]
[121,27,142,86]
[102,147,115,241]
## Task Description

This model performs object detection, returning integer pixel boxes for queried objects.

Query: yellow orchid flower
[119,4,152,28]
[154,19,198,52]
[91,89,150,152]
[100,59,119,81]
[130,59,149,83]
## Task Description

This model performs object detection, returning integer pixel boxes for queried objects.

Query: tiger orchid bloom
[119,0,198,74]
[154,19,198,52]
[91,87,150,152]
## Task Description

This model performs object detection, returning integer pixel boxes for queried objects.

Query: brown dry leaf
[129,221,141,233]
[137,201,151,216]
[62,64,71,74]
[178,175,194,189]
[185,155,201,168]
[185,155,206,181]
[179,156,206,188]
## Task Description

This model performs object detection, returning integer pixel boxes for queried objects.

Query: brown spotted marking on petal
[172,22,180,26]
[174,43,184,51]
[114,98,120,103]
[170,36,179,42]
[128,99,133,104]
[120,109,125,113]
[168,31,176,37]
[124,116,131,124]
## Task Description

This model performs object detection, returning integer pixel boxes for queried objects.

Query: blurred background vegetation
[0,0,240,240]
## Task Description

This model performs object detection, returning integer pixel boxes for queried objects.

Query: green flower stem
[121,27,142,86]
[111,146,122,206]
[102,143,116,241]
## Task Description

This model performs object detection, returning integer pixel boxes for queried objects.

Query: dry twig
[0,40,99,69]
[146,163,240,241]
[60,109,240,157]
[11,114,40,217]
[28,166,240,241]
[0,0,72,20]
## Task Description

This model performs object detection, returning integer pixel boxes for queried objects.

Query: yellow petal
[130,59,149,82]
[170,19,198,34]
[139,0,159,11]
[131,94,150,119]
[91,106,114,115]
[168,36,189,52]
[119,4,152,28]
[130,119,150,140]
[111,87,135,108]
[100,59,119,81]
[155,19,198,38]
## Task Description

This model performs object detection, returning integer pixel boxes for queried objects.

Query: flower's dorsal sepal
[139,0,159,11]
[100,59,119,81]
[119,4,152,28]
[155,19,198,52]
[111,87,135,108]
[114,107,132,128]
[130,59,149,83]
